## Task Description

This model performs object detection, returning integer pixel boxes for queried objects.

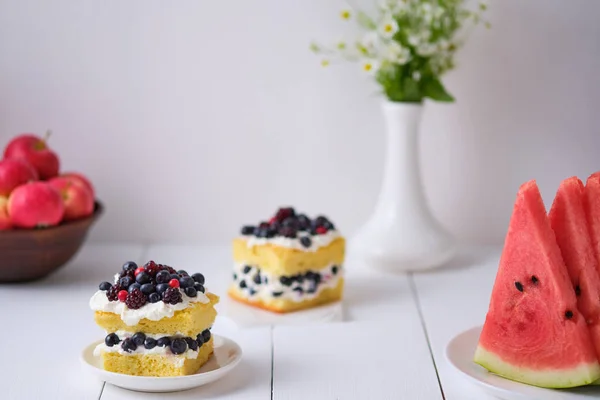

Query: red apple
[0,158,38,196]
[60,172,95,199]
[8,182,64,228]
[48,177,94,221]
[4,131,60,180]
[0,196,11,230]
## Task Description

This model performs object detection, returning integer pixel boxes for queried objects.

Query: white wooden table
[0,243,501,400]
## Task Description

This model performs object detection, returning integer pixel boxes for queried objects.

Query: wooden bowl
[0,201,104,282]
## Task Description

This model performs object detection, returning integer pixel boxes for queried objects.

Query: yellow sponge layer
[228,278,344,313]
[101,337,214,376]
[94,293,219,337]
[232,237,345,275]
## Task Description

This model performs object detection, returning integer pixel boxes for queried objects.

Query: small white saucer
[80,334,242,393]
[222,296,344,328]
[445,326,600,400]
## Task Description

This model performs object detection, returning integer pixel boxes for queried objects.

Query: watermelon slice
[474,180,600,388]
[584,172,600,275]
[549,177,600,362]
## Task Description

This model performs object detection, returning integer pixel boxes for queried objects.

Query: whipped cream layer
[243,229,340,252]
[232,262,342,303]
[89,290,209,326]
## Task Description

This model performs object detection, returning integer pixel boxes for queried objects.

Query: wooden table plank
[272,321,442,400]
[411,246,500,400]
[100,326,273,400]
[0,243,145,400]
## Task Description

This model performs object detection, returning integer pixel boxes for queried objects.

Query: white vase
[350,101,456,272]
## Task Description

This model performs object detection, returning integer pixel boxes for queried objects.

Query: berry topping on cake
[106,284,121,301]
[99,281,112,291]
[148,292,161,303]
[195,283,206,293]
[179,276,195,289]
[184,287,197,297]
[280,227,297,238]
[315,226,327,234]
[192,273,205,285]
[128,283,141,293]
[140,283,155,294]
[105,333,120,347]
[119,276,133,288]
[134,267,145,276]
[241,225,255,235]
[162,287,183,304]
[144,260,159,276]
[156,283,170,294]
[125,289,147,309]
[170,338,187,355]
[117,290,128,302]
[135,271,151,285]
[169,278,180,288]
[122,261,137,271]
[155,270,170,284]
[300,236,312,248]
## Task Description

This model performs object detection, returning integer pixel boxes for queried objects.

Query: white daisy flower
[379,0,407,15]
[383,41,411,65]
[357,31,381,57]
[378,14,399,39]
[360,59,379,75]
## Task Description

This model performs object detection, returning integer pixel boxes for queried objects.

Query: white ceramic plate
[222,296,343,327]
[81,334,242,393]
[445,326,600,400]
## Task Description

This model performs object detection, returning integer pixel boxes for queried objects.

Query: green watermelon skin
[474,180,600,388]
[549,177,600,362]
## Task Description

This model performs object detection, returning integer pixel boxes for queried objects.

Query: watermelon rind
[474,345,600,388]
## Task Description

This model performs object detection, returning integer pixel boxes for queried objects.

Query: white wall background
[0,0,598,246]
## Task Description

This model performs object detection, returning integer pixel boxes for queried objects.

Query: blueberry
[140,283,155,294]
[119,276,133,288]
[272,291,283,297]
[155,270,171,284]
[191,273,205,284]
[185,287,197,297]
[282,217,298,228]
[256,228,269,238]
[307,285,317,294]
[156,283,170,294]
[300,236,312,248]
[249,288,257,296]
[266,228,277,238]
[202,329,211,342]
[128,283,141,293]
[170,273,180,281]
[177,270,189,276]
[194,283,206,293]
[323,220,335,230]
[280,276,292,286]
[293,287,304,294]
[148,292,161,303]
[157,337,171,347]
[179,276,195,289]
[313,273,322,284]
[242,265,252,274]
[131,332,146,346]
[122,261,138,271]
[105,333,120,347]
[253,274,261,285]
[144,337,157,349]
[196,333,205,346]
[241,225,255,235]
[136,272,151,285]
[296,214,310,229]
[185,337,199,351]
[170,338,188,355]
[99,281,112,291]
[332,266,339,275]
[294,274,304,284]
[239,280,247,289]
[121,338,137,353]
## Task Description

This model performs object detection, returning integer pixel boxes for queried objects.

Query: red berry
[134,267,145,276]
[269,217,276,224]
[169,279,180,288]
[316,226,327,234]
[117,290,128,302]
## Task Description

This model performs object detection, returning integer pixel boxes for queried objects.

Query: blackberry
[125,289,147,309]
[162,288,183,305]
[144,260,159,276]
[106,284,122,301]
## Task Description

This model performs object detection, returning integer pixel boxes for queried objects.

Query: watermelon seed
[575,285,581,296]
[515,281,524,292]
[565,310,574,319]
[531,275,538,284]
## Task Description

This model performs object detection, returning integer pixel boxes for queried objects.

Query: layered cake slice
[90,260,219,376]
[229,207,344,313]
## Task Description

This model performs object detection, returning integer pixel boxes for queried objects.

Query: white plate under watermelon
[446,326,600,400]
